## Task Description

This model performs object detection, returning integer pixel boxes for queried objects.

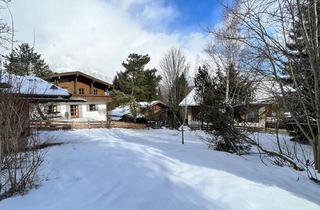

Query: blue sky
[4,0,232,79]
[134,0,234,33]
[167,0,226,32]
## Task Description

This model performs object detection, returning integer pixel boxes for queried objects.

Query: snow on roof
[139,100,167,108]
[179,80,294,106]
[109,105,144,121]
[109,105,131,120]
[252,80,294,103]
[252,80,277,103]
[1,72,70,97]
[109,101,166,120]
[179,89,199,106]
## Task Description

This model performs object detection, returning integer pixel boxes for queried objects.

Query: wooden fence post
[72,121,75,129]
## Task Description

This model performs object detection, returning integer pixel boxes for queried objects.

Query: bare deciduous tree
[0,87,44,200]
[217,0,320,173]
[0,0,13,51]
[160,47,190,128]
[0,69,46,200]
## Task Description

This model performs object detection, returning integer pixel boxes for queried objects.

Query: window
[93,89,98,95]
[48,105,57,113]
[70,105,79,118]
[89,104,97,111]
[79,88,85,95]
[246,111,259,123]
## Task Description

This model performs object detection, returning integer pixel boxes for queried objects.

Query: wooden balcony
[71,94,112,103]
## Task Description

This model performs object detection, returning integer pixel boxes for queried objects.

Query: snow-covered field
[1,128,320,210]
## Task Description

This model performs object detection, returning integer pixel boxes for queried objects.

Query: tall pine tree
[4,43,52,80]
[113,54,161,102]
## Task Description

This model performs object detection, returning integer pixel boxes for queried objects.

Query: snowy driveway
[1,128,320,210]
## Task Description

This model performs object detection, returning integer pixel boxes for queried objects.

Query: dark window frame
[70,105,78,117]
[89,104,97,111]
[48,104,58,113]
[93,89,98,95]
[79,88,85,95]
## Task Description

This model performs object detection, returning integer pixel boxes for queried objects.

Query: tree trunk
[36,104,47,120]
[316,139,320,172]
[181,125,185,144]
[312,142,317,170]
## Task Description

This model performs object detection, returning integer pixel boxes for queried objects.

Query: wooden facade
[143,101,168,120]
[51,71,112,103]
[49,71,112,120]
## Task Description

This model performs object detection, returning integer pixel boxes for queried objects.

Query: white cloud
[4,0,208,82]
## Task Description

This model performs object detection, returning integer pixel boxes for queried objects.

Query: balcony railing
[71,94,112,102]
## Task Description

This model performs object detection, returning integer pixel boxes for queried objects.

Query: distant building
[109,100,168,123]
[179,80,289,130]
[50,71,112,121]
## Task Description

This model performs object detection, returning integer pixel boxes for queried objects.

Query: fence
[30,120,147,130]
[188,123,287,133]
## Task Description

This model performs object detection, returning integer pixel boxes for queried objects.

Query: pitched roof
[139,100,168,108]
[178,80,294,107]
[1,72,70,97]
[251,80,294,103]
[109,105,144,121]
[179,89,199,106]
[52,71,112,87]
[109,100,167,120]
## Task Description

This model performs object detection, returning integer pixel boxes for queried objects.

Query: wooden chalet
[50,71,112,120]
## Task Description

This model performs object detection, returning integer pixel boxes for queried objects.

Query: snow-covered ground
[1,128,320,210]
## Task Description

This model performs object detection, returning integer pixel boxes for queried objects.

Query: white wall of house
[58,104,69,118]
[80,103,107,121]
[53,102,107,121]
[187,107,193,125]
[186,107,202,125]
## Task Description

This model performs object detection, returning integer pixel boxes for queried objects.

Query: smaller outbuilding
[109,100,168,124]
[1,71,71,102]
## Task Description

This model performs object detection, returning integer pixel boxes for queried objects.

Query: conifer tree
[113,53,161,102]
[284,5,318,143]
[194,64,252,154]
[4,43,52,80]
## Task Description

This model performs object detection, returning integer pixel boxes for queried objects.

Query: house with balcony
[50,71,112,121]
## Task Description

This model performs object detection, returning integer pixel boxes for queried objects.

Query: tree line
[2,40,192,128]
